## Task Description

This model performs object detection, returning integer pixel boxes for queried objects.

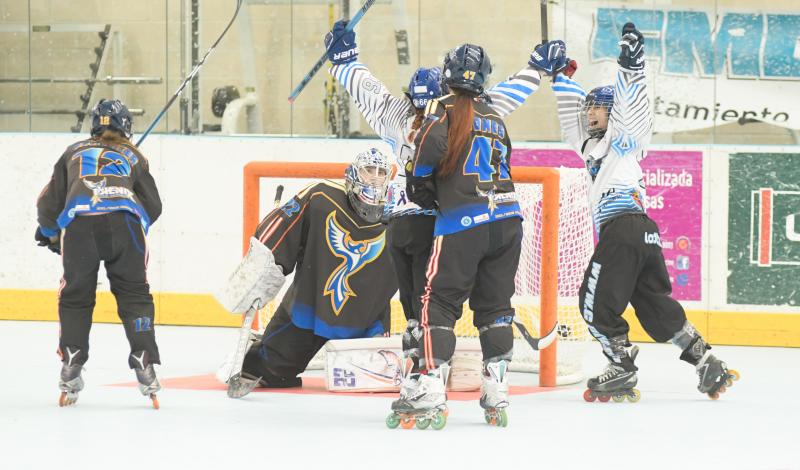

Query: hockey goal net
[242,162,594,386]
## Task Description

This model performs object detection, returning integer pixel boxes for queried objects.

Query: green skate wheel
[612,394,625,403]
[386,413,400,429]
[497,409,508,427]
[627,389,641,403]
[484,411,492,424]
[416,418,431,430]
[431,413,447,430]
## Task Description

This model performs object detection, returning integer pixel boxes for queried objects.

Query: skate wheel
[708,391,720,400]
[441,406,449,418]
[484,411,492,424]
[416,418,431,430]
[59,391,77,407]
[431,413,446,431]
[612,394,625,403]
[725,377,733,387]
[497,409,508,428]
[385,413,400,429]
[597,394,611,403]
[627,389,641,403]
[150,394,160,410]
[582,389,596,402]
[728,370,740,382]
[400,417,415,429]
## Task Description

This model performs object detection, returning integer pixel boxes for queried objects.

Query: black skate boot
[130,350,161,409]
[58,346,84,407]
[584,336,641,403]
[680,337,740,399]
[239,341,302,391]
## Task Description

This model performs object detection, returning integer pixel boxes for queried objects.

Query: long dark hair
[92,129,133,146]
[408,107,426,142]
[438,90,475,178]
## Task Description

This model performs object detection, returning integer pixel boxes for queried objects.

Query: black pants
[58,212,159,367]
[387,214,436,324]
[242,307,327,383]
[419,217,522,369]
[578,213,686,356]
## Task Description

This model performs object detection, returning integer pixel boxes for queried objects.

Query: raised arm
[607,23,652,157]
[485,65,541,117]
[552,74,590,151]
[325,20,410,147]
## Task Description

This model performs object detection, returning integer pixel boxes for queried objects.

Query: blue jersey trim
[57,195,152,233]
[493,82,534,95]
[434,201,522,236]
[39,225,59,237]
[413,164,434,177]
[290,302,385,340]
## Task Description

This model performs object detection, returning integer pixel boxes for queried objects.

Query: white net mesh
[252,168,595,385]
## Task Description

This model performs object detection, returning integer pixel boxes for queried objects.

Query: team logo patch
[324,211,386,315]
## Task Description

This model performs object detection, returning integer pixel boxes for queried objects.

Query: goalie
[219,148,398,396]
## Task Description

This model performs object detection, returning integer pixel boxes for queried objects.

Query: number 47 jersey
[412,95,521,236]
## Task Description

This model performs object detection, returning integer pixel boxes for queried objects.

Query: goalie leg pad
[216,237,286,313]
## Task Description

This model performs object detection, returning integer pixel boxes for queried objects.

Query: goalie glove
[618,22,645,72]
[216,237,285,313]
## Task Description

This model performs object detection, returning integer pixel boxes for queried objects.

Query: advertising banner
[728,152,800,305]
[512,148,703,301]
[554,3,800,132]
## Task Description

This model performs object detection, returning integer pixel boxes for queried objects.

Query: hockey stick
[136,0,244,147]
[226,185,285,399]
[539,0,549,43]
[513,319,558,351]
[287,0,377,104]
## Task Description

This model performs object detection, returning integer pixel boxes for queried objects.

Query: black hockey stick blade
[287,0,377,103]
[513,318,558,351]
[274,185,284,207]
[136,0,243,146]
[227,373,262,399]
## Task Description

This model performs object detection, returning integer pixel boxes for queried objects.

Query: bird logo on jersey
[324,211,386,315]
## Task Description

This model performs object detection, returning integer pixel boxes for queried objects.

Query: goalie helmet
[442,43,492,95]
[91,99,133,139]
[345,148,392,223]
[406,67,446,110]
[582,86,614,139]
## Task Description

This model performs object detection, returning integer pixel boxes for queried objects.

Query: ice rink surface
[1,320,798,470]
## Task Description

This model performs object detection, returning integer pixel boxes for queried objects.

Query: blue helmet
[583,86,614,139]
[406,67,446,110]
[91,99,133,139]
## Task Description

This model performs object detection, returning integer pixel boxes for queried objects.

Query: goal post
[242,161,582,388]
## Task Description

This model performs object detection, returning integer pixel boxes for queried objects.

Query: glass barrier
[1,0,798,144]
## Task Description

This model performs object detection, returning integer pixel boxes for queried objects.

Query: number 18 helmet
[406,67,446,110]
[582,86,614,139]
[91,99,133,139]
[442,43,492,95]
[345,148,392,223]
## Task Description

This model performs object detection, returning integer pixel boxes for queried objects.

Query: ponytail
[438,91,475,179]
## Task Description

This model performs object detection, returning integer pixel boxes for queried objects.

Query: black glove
[406,175,437,210]
[618,22,645,72]
[35,226,60,255]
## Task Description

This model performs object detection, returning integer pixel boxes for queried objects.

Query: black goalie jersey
[254,181,397,339]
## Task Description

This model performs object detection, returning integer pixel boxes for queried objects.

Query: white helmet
[345,148,392,223]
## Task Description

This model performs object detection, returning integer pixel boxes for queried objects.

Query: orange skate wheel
[598,394,611,403]
[400,417,415,429]
[582,389,596,402]
[151,394,160,410]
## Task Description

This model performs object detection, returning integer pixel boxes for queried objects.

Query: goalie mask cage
[243,161,594,387]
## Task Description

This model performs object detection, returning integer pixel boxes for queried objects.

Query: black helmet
[442,44,492,94]
[91,99,133,138]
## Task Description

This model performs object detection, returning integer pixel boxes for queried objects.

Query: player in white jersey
[550,23,739,401]
[324,20,555,389]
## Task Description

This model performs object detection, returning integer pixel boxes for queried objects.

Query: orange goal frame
[243,161,560,387]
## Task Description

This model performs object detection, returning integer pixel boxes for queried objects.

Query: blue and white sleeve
[485,66,541,117]
[329,62,410,147]
[608,68,652,157]
[552,74,590,152]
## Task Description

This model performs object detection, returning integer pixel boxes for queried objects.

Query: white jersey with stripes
[329,61,542,218]
[553,65,653,232]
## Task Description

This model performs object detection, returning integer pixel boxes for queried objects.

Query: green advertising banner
[728,153,800,305]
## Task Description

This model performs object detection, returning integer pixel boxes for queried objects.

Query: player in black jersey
[387,44,522,428]
[36,99,163,408]
[235,148,398,391]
